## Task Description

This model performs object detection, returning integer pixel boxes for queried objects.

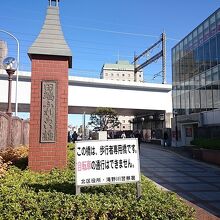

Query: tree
[89,107,120,131]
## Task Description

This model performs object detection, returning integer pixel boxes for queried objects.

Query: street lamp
[141,117,145,140]
[148,115,154,139]
[0,29,20,116]
[3,57,18,117]
[173,110,178,147]
[141,117,145,129]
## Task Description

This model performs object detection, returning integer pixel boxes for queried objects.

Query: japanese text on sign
[75,138,140,187]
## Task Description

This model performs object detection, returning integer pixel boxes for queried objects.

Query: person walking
[72,131,78,143]
[163,132,168,147]
[135,131,142,153]
[121,132,126,139]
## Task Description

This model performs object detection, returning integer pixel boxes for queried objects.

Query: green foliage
[0,156,11,178]
[191,138,220,150]
[89,107,120,131]
[0,146,29,177]
[0,144,195,220]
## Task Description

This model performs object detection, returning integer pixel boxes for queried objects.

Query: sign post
[75,138,141,198]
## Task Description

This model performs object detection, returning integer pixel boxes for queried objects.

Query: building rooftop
[103,60,135,71]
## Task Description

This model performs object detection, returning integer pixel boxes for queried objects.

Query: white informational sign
[75,138,140,187]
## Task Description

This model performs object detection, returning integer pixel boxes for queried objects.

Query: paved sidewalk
[140,143,220,219]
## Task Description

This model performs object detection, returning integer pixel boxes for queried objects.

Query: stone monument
[28,0,72,171]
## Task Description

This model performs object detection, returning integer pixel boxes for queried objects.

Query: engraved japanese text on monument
[41,81,56,142]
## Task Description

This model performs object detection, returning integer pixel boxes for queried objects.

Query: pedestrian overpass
[0,70,172,116]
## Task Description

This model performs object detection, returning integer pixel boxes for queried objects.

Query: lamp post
[0,29,20,116]
[141,117,145,130]
[3,57,18,117]
[149,115,154,139]
[141,117,145,140]
[173,110,178,147]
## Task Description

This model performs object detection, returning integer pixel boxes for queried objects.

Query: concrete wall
[0,112,29,150]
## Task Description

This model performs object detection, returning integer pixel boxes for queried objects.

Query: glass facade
[172,8,220,115]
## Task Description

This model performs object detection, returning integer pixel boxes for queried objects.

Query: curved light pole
[0,29,20,116]
[3,57,18,117]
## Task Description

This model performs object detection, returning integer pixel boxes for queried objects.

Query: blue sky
[0,0,219,126]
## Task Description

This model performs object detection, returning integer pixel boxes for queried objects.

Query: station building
[172,8,220,146]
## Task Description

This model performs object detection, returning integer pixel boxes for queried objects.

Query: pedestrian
[135,131,141,153]
[72,131,78,143]
[121,132,126,139]
[164,132,168,147]
[67,131,71,142]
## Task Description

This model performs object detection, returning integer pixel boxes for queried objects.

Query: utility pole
[134,53,137,82]
[133,32,166,84]
[162,32,166,84]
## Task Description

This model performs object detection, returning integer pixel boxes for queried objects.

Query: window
[195,75,200,89]
[206,84,213,109]
[204,41,210,70]
[206,69,212,85]
[203,20,210,41]
[217,34,220,64]
[123,126,125,129]
[200,72,206,87]
[122,120,125,123]
[198,45,204,72]
[198,25,203,45]
[180,41,184,58]
[189,89,195,112]
[183,38,188,55]
[176,44,180,60]
[192,29,198,48]
[213,83,220,108]
[217,10,220,32]
[210,37,217,67]
[200,73,206,110]
[195,90,200,111]
[213,67,220,108]
[105,73,108,76]
[200,87,207,111]
[212,66,218,81]
[193,48,199,75]
[210,14,216,36]
[188,33,193,50]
